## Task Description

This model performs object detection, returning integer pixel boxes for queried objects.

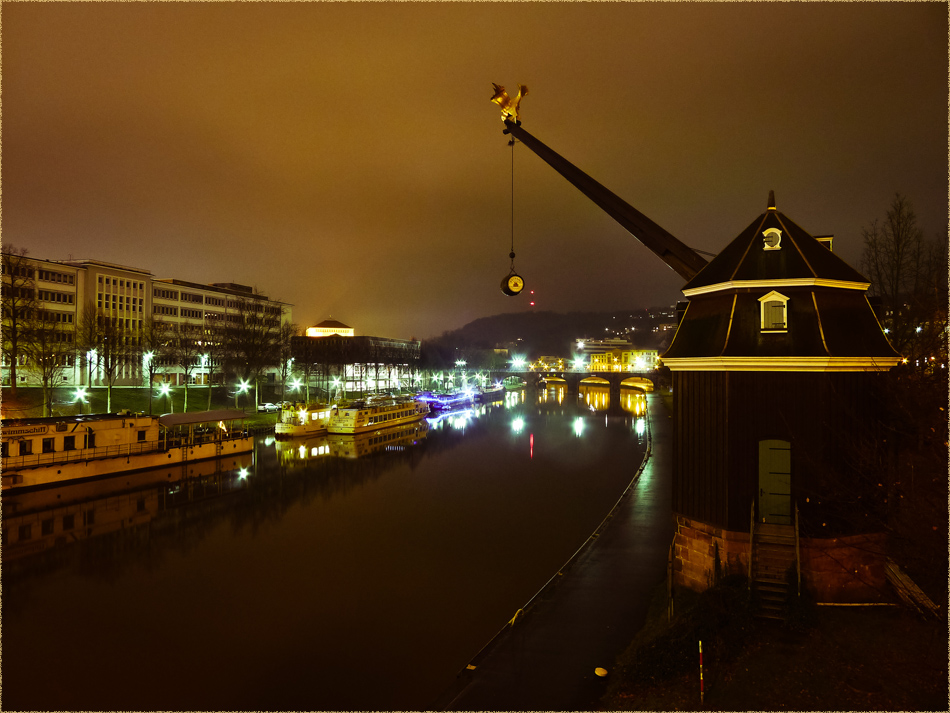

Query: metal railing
[3,441,163,470]
[748,498,755,588]
[4,431,256,471]
[794,502,802,596]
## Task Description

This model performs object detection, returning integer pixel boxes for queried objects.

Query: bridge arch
[620,376,654,392]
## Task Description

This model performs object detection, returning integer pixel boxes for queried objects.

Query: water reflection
[579,382,610,410]
[3,386,649,711]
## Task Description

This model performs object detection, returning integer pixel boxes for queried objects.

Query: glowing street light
[74,387,88,415]
[159,382,173,413]
[235,379,250,409]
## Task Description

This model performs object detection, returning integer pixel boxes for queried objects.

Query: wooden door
[758,439,792,524]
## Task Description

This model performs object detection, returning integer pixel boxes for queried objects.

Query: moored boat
[474,384,505,403]
[327,395,430,434]
[1,409,252,491]
[275,402,334,439]
[418,390,474,411]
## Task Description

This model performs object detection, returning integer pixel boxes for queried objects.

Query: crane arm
[503,119,707,282]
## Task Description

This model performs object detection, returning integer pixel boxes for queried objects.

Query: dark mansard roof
[662,196,900,366]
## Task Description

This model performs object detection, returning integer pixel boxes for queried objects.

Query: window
[42,518,54,536]
[64,436,76,451]
[763,228,782,250]
[63,514,75,530]
[19,440,33,456]
[42,438,54,453]
[138,430,147,442]
[84,509,95,526]
[0,442,7,458]
[759,291,789,332]
[18,524,32,541]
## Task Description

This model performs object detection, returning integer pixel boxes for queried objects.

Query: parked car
[257,402,279,413]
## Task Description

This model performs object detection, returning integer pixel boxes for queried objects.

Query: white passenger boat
[275,402,334,439]
[327,395,430,435]
[1,409,253,491]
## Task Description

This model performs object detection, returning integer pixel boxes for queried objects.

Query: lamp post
[143,351,154,413]
[74,387,88,415]
[236,379,250,410]
[159,382,172,414]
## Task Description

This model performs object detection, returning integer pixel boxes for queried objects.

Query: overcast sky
[4,2,947,340]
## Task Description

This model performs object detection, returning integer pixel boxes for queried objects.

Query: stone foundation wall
[672,516,888,602]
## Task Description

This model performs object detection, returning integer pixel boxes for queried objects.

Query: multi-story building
[1,254,292,389]
[574,338,659,372]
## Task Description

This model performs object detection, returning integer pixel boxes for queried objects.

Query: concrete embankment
[434,391,675,710]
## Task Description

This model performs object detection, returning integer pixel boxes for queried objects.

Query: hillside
[428,308,677,358]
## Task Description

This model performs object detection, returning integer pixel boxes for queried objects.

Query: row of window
[2,430,148,458]
[98,294,144,312]
[41,311,74,324]
[154,305,179,316]
[181,292,203,304]
[99,277,145,291]
[37,290,75,304]
[38,269,76,285]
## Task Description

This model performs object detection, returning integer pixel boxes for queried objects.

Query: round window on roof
[763,228,782,250]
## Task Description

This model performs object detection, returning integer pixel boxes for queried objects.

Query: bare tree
[196,322,227,411]
[275,321,299,402]
[169,323,202,412]
[224,297,280,409]
[141,316,171,414]
[76,304,133,412]
[1,246,37,397]
[862,193,947,360]
[22,308,75,416]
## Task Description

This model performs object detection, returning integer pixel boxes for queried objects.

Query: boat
[1,409,253,491]
[474,384,505,403]
[275,402,334,439]
[418,390,474,411]
[326,395,430,434]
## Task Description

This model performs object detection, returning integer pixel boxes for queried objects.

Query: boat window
[19,440,33,456]
[138,430,147,442]
[63,436,75,451]
[1,442,7,458]
[42,438,54,453]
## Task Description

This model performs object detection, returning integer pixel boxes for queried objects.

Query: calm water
[2,386,648,711]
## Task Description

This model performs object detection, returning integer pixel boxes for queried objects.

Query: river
[2,384,649,711]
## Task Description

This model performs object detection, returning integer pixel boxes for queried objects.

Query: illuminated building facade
[305,319,355,338]
[1,254,292,388]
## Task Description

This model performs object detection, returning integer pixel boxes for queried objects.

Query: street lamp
[74,387,88,415]
[159,382,172,413]
[236,379,250,409]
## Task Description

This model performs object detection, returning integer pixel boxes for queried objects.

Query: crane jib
[502,120,707,282]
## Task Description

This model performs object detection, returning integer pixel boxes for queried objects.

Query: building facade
[2,254,293,389]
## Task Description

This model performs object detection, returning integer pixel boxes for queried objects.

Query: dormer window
[759,291,789,332]
[763,228,782,250]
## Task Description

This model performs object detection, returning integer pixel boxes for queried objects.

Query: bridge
[487,370,655,396]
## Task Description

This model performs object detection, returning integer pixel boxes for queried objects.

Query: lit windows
[759,291,789,332]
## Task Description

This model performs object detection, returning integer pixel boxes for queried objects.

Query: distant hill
[427,308,676,358]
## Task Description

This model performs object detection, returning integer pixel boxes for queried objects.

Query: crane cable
[508,137,516,272]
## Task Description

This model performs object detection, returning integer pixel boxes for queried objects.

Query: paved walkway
[434,392,675,711]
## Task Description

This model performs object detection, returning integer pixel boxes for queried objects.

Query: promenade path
[435,392,675,711]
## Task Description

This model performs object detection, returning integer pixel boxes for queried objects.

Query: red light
[530,301,535,306]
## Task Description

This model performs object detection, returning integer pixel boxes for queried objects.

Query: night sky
[4,2,946,340]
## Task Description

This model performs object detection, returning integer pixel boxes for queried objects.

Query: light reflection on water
[2,388,649,711]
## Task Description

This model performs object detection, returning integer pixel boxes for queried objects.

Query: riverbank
[599,577,947,711]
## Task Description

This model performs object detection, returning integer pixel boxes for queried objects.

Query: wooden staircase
[750,523,797,619]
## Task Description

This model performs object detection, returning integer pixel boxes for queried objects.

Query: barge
[1,409,253,491]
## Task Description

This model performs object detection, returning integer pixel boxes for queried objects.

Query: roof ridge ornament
[491,83,528,124]
[768,190,776,210]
